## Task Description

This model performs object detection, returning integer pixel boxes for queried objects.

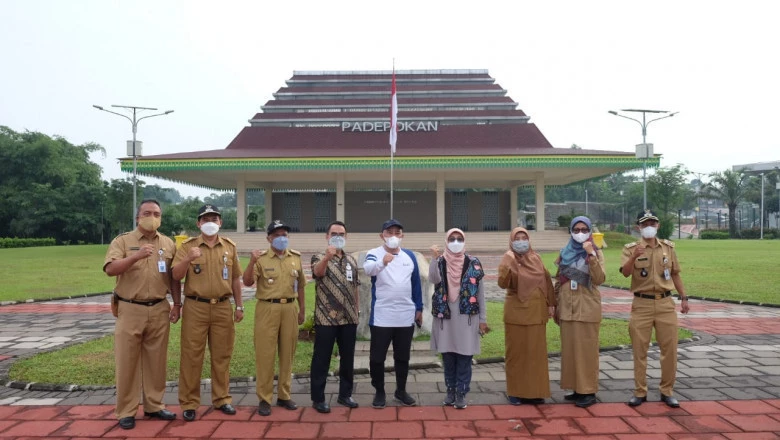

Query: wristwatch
[236,306,244,312]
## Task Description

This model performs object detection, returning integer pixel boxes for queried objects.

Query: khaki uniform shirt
[311,252,360,326]
[174,235,241,298]
[620,239,680,294]
[253,249,307,300]
[556,252,606,323]
[104,229,175,300]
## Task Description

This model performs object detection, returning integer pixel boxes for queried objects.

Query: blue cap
[381,219,403,231]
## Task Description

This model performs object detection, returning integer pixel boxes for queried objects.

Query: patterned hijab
[443,228,466,303]
[557,216,594,285]
[502,227,548,300]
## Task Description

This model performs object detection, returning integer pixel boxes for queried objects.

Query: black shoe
[660,394,680,408]
[217,404,236,415]
[507,395,522,405]
[337,396,359,408]
[563,392,582,401]
[627,395,646,407]
[394,390,417,406]
[575,394,597,408]
[276,399,298,410]
[257,401,271,416]
[144,409,176,420]
[182,409,196,422]
[313,401,331,414]
[520,398,544,405]
[118,417,135,430]
[372,391,386,409]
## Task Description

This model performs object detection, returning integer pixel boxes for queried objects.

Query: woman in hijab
[498,227,556,405]
[428,228,488,409]
[554,216,605,408]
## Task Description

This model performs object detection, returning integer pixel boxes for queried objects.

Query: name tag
[570,280,578,290]
[663,268,671,280]
[158,261,167,273]
[223,266,229,280]
[346,263,353,281]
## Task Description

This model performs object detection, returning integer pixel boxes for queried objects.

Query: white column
[510,185,518,228]
[336,173,345,221]
[264,188,273,228]
[535,173,546,232]
[436,175,445,233]
[236,179,246,232]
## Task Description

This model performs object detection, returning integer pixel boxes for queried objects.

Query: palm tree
[703,169,753,238]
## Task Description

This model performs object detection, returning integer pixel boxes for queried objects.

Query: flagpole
[390,139,394,219]
[389,60,397,219]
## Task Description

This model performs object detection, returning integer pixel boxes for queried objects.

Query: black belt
[262,298,296,304]
[114,294,164,307]
[185,295,231,304]
[634,291,671,300]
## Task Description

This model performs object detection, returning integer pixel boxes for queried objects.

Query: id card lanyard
[223,255,229,280]
[157,249,166,272]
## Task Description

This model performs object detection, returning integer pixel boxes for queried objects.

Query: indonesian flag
[389,69,397,153]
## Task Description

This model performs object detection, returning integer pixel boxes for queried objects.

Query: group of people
[104,200,689,430]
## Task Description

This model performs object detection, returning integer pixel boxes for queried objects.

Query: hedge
[0,237,57,248]
[700,230,730,240]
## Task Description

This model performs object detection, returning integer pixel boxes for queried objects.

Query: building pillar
[535,173,546,232]
[236,179,246,232]
[510,185,518,228]
[336,173,345,221]
[264,188,273,229]
[436,174,445,233]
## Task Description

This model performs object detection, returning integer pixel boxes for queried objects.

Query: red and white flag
[389,69,398,153]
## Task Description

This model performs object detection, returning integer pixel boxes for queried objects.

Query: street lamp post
[608,109,678,210]
[93,105,174,228]
[760,173,764,239]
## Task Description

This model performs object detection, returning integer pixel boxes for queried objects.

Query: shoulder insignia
[222,237,236,246]
[289,249,301,256]
[662,239,676,248]
[182,237,197,243]
[624,242,638,249]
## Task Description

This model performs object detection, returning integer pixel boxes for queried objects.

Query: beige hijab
[501,227,548,300]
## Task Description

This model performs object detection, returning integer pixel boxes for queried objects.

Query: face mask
[272,235,289,251]
[200,221,220,236]
[329,236,346,249]
[511,240,530,254]
[138,216,160,232]
[447,240,465,253]
[571,232,590,244]
[641,226,658,239]
[385,235,401,249]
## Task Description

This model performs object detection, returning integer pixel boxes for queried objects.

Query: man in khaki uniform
[172,204,245,422]
[243,220,307,416]
[620,210,690,408]
[104,199,179,430]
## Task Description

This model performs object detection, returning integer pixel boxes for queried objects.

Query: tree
[704,169,754,238]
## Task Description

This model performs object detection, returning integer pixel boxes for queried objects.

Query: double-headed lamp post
[93,105,174,227]
[608,109,678,210]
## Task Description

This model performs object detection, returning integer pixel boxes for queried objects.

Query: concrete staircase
[220,230,569,254]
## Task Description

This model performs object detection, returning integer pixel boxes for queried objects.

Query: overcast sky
[2,0,778,198]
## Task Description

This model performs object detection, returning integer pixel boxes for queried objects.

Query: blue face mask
[272,235,289,251]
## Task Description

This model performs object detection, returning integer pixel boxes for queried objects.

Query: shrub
[557,214,572,228]
[0,237,57,248]
[700,230,730,240]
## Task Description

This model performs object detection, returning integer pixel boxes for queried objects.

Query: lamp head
[608,110,618,115]
[164,110,174,115]
[93,105,104,110]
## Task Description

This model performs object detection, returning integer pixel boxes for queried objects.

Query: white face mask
[571,232,590,244]
[200,221,220,236]
[511,240,530,254]
[641,226,657,239]
[385,235,401,249]
[447,239,465,253]
[329,236,346,249]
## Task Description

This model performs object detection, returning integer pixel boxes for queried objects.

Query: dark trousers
[310,324,357,403]
[369,325,414,393]
[442,352,473,394]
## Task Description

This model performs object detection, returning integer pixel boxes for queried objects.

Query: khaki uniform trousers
[114,300,171,419]
[560,320,600,394]
[504,323,551,399]
[254,300,299,404]
[628,296,678,397]
[178,300,235,409]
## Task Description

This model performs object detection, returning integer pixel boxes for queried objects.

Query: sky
[2,0,779,198]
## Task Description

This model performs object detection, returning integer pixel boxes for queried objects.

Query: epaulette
[661,239,676,248]
[222,237,236,246]
[182,237,197,243]
[624,242,638,249]
[289,249,301,256]
[113,232,130,240]
[257,250,268,256]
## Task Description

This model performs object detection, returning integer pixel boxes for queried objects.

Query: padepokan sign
[341,121,439,132]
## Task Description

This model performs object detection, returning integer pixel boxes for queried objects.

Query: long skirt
[504,323,551,398]
[559,320,600,394]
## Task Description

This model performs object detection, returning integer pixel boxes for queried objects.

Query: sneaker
[443,388,456,406]
[454,392,467,409]
[372,391,386,409]
[394,390,417,407]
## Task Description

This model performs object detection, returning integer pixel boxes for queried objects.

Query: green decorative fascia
[122,155,661,173]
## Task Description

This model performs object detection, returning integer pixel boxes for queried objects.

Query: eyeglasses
[572,228,590,233]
